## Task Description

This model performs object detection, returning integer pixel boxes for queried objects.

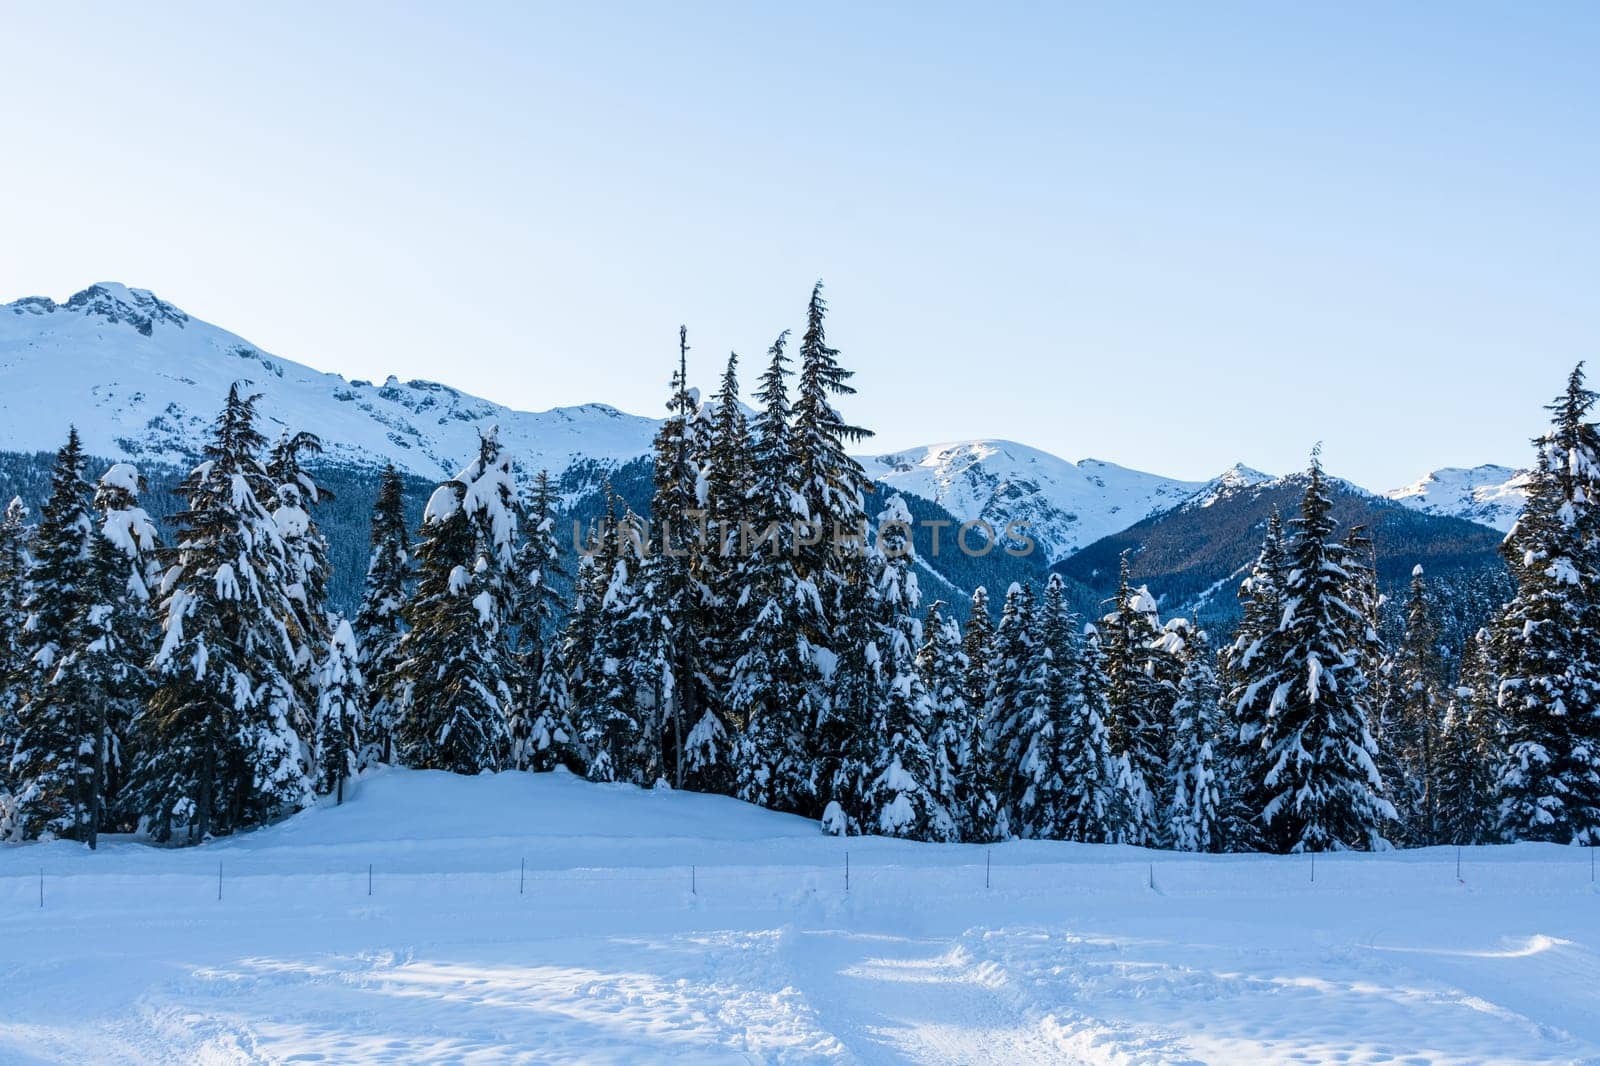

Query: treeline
[0,284,1594,852]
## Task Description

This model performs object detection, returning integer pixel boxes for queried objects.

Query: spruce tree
[1009,574,1081,839]
[266,430,334,743]
[1097,554,1171,844]
[69,464,162,843]
[1248,457,1393,852]
[5,429,98,841]
[1164,627,1223,852]
[862,496,951,840]
[983,581,1036,836]
[1063,619,1137,844]
[1218,508,1288,852]
[1491,365,1600,844]
[645,328,718,786]
[353,464,409,766]
[1385,565,1446,845]
[0,497,31,798]
[917,599,970,839]
[130,388,312,843]
[727,334,823,814]
[507,470,573,772]
[315,616,364,804]
[395,429,519,775]
[1437,631,1501,845]
[960,586,1006,841]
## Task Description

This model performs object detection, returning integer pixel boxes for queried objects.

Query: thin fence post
[691,865,697,896]
[985,849,991,890]
[218,861,223,901]
[845,851,850,893]
[1310,852,1316,884]
[1148,863,1154,890]
[520,857,525,895]
[1456,846,1462,882]
[368,863,373,897]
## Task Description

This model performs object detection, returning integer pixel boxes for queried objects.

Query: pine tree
[1385,565,1446,845]
[71,464,162,842]
[315,616,364,804]
[130,388,312,843]
[1164,627,1223,852]
[395,429,519,775]
[353,464,409,766]
[573,500,654,783]
[0,497,31,797]
[1437,631,1501,845]
[790,281,874,603]
[507,470,573,772]
[984,581,1036,836]
[645,328,718,787]
[1063,619,1137,843]
[959,586,1005,841]
[916,599,969,839]
[862,496,951,840]
[1248,457,1394,852]
[1491,365,1600,844]
[727,334,823,814]
[1218,509,1288,852]
[4,430,98,841]
[1009,574,1081,839]
[1097,554,1171,844]
[266,431,335,744]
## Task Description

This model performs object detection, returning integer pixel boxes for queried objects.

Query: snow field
[2,768,1598,1064]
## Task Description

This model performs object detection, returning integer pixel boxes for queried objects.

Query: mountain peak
[5,283,189,337]
[1384,464,1527,532]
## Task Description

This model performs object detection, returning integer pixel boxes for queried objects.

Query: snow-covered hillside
[861,441,1256,563]
[2,768,1597,1064]
[1385,465,1528,532]
[0,284,659,480]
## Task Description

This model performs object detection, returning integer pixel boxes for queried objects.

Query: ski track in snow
[2,769,1599,1065]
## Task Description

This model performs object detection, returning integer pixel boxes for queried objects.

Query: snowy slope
[861,440,1251,564]
[0,284,660,480]
[2,767,1598,1064]
[1385,464,1528,531]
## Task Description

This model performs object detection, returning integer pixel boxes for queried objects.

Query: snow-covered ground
[2,769,1597,1065]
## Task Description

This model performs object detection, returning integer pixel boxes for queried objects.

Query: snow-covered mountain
[860,441,1268,564]
[0,283,660,482]
[1384,464,1527,532]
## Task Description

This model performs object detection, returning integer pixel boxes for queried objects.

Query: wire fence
[4,845,1597,913]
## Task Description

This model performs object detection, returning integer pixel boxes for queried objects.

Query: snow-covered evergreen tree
[1437,631,1501,845]
[862,495,951,840]
[315,616,364,804]
[1385,564,1446,845]
[0,497,31,798]
[1491,365,1600,844]
[353,464,409,766]
[959,585,1005,841]
[1247,457,1394,853]
[981,581,1036,839]
[395,429,519,775]
[916,599,969,838]
[1097,554,1171,844]
[69,463,162,842]
[727,334,823,814]
[266,431,334,742]
[1217,508,1288,852]
[1061,618,1136,844]
[4,430,98,842]
[129,387,312,843]
[644,329,719,787]
[1008,574,1080,839]
[507,470,573,772]
[1164,627,1223,852]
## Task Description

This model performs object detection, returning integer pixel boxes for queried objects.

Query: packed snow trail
[1,769,1598,1064]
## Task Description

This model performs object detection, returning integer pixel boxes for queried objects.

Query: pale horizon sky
[3,2,1597,489]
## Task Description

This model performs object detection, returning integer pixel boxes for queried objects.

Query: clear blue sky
[3,2,1596,488]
